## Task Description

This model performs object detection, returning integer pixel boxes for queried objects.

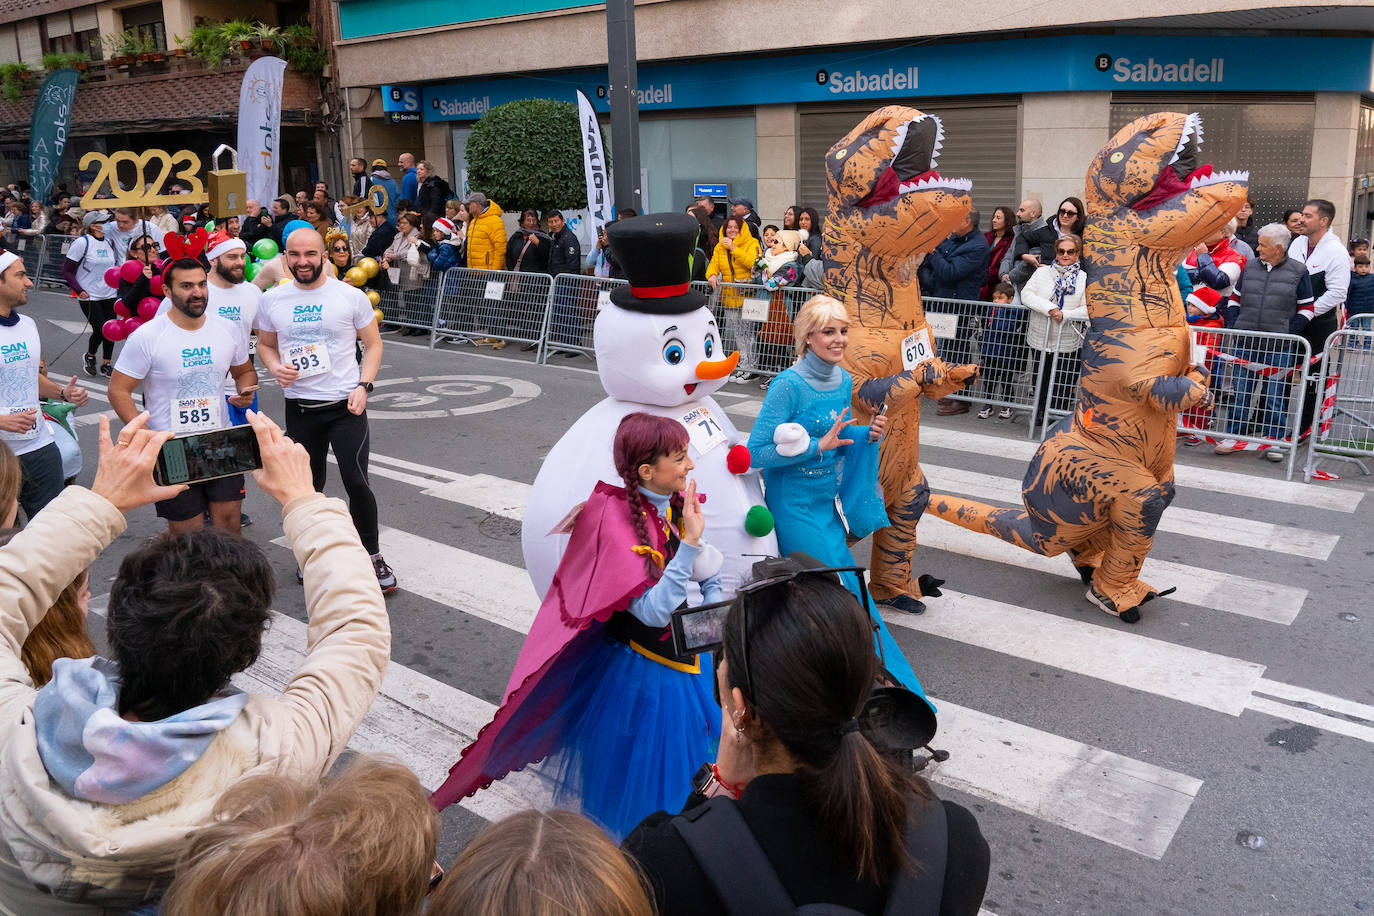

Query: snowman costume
[523,213,778,599]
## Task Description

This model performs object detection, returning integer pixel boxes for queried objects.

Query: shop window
[638,116,756,215]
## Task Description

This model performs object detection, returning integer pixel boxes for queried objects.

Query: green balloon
[251,238,279,261]
[744,505,775,538]
[243,260,262,281]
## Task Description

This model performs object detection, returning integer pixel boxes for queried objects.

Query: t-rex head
[1087,111,1248,253]
[1084,112,1248,330]
[825,106,972,264]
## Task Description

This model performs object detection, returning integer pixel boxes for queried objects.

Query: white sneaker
[1265,448,1285,463]
[1213,439,1244,455]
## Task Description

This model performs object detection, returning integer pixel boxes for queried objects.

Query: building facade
[331,0,1374,240]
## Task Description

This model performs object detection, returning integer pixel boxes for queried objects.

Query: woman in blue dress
[746,294,929,699]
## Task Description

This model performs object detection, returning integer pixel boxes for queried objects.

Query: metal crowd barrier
[702,282,818,384]
[538,274,627,360]
[1303,328,1374,480]
[1,230,45,280]
[38,235,73,289]
[430,268,553,355]
[1040,324,1313,480]
[924,295,1046,436]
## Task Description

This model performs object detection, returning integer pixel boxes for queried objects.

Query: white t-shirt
[65,234,118,299]
[157,281,261,394]
[114,312,248,433]
[257,276,374,401]
[0,314,54,456]
[101,219,165,261]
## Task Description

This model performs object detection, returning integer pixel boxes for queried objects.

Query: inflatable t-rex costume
[929,112,1248,622]
[823,106,978,614]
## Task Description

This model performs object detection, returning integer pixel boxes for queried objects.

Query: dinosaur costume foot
[917,574,945,598]
[879,594,927,615]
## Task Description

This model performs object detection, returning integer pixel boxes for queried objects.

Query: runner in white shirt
[62,210,120,377]
[109,254,255,535]
[256,226,396,593]
[101,208,166,261]
[0,251,90,519]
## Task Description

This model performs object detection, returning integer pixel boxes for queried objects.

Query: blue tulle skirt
[489,631,719,840]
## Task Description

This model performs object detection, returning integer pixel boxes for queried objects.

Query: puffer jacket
[0,488,389,914]
[1020,263,1088,352]
[427,236,464,274]
[465,201,507,271]
[706,223,761,309]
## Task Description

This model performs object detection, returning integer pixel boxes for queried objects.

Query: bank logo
[433,96,491,117]
[818,66,918,95]
[1106,54,1224,84]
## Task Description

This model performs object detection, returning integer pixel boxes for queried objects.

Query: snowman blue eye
[703,335,714,358]
[663,339,685,365]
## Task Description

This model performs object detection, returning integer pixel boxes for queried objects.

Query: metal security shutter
[799,97,1020,220]
[1110,93,1314,229]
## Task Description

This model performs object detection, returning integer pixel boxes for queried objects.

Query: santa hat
[433,218,455,238]
[206,232,246,261]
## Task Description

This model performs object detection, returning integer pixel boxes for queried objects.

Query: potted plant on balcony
[0,63,30,101]
[189,22,230,70]
[221,21,255,58]
[251,22,282,54]
[280,22,326,75]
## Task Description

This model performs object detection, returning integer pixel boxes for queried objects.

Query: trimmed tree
[465,98,594,213]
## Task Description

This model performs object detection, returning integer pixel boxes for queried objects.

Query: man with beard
[255,229,397,593]
[0,252,90,519]
[109,252,255,534]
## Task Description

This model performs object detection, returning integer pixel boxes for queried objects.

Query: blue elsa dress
[746,350,929,701]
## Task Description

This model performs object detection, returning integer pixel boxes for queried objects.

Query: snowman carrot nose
[695,353,740,380]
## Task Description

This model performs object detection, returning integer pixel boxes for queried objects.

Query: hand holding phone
[245,409,316,505]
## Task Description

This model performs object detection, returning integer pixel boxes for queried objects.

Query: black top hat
[607,212,707,314]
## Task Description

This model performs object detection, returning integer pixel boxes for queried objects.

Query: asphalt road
[22,286,1374,916]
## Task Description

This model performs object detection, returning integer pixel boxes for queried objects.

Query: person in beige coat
[1019,233,1089,428]
[0,410,391,914]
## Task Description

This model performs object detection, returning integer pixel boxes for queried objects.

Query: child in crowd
[977,282,1021,420]
[1348,254,1373,336]
[431,412,724,840]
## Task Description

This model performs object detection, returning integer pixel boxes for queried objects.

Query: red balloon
[138,297,161,320]
[149,275,163,297]
[120,317,142,337]
[103,267,122,289]
[113,300,131,319]
[154,259,166,271]
[102,319,127,342]
[119,260,143,284]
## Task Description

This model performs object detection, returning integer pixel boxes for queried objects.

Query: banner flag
[237,57,288,211]
[27,68,78,203]
[575,89,613,232]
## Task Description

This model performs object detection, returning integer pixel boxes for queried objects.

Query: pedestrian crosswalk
[272,411,1374,865]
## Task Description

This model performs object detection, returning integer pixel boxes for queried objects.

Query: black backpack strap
[883,795,948,916]
[672,797,796,916]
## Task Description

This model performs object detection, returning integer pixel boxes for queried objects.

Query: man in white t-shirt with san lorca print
[108,249,256,535]
[255,227,396,594]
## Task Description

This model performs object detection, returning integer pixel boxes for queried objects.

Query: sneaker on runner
[83,353,96,376]
[373,554,398,594]
[99,363,113,378]
[1213,439,1245,454]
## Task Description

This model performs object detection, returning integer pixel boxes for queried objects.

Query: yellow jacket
[465,201,507,271]
[706,223,760,309]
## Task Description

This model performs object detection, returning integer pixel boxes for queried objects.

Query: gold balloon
[357,257,380,279]
[365,289,381,307]
[373,307,385,324]
[344,267,367,287]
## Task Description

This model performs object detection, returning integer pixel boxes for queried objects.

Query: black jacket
[415,175,452,219]
[623,774,990,916]
[507,229,551,274]
[919,228,991,301]
[546,225,582,277]
[349,172,371,198]
[360,220,397,261]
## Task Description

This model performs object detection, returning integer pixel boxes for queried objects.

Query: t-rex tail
[926,494,1044,555]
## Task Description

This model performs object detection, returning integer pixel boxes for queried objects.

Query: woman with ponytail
[431,412,725,840]
[624,571,990,915]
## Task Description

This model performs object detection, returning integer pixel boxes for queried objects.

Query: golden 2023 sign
[79,149,208,208]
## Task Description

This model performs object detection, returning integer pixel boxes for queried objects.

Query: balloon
[102,319,127,341]
[281,220,312,245]
[373,308,385,324]
[252,238,279,261]
[344,267,367,287]
[119,260,143,284]
[120,317,142,337]
[113,300,131,319]
[149,275,163,297]
[365,289,381,307]
[103,267,122,289]
[357,257,380,279]
[137,297,160,320]
[244,260,262,282]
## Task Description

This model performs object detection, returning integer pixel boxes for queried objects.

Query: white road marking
[924,697,1202,860]
[920,516,1307,625]
[723,397,765,419]
[1244,697,1374,746]
[924,464,1340,560]
[885,589,1265,715]
[919,426,1362,512]
[46,318,93,335]
[1245,678,1374,744]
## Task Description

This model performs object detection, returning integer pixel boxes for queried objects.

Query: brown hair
[427,809,654,916]
[0,440,19,524]
[0,524,96,687]
[161,755,437,916]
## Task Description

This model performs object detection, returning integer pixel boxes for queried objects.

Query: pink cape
[430,480,668,809]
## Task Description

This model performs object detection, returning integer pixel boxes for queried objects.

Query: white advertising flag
[575,90,613,233]
[237,57,288,212]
